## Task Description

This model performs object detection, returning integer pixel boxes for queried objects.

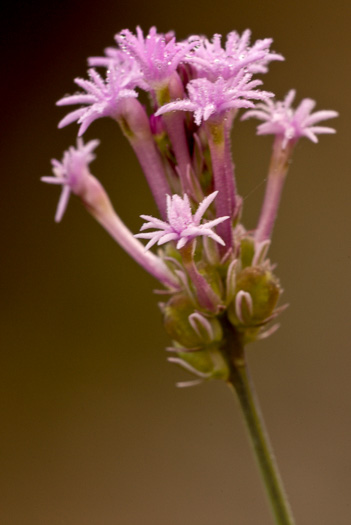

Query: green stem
[228,354,295,525]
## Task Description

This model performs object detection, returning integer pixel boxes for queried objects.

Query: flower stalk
[156,74,193,194]
[206,118,237,250]
[91,203,179,289]
[255,136,295,242]
[117,98,170,219]
[227,344,295,525]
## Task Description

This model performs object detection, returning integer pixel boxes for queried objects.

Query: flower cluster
[43,27,338,386]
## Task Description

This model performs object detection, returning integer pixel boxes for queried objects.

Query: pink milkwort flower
[156,73,273,126]
[115,26,199,90]
[184,30,284,82]
[56,66,139,135]
[242,89,338,148]
[135,191,229,250]
[41,138,100,222]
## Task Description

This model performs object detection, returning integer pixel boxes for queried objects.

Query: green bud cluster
[161,234,284,384]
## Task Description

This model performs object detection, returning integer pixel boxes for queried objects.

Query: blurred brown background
[1,0,350,523]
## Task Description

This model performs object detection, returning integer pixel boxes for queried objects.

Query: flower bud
[163,294,223,348]
[168,345,230,384]
[228,266,280,328]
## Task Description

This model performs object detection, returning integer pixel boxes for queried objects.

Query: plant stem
[117,98,170,220]
[228,353,296,525]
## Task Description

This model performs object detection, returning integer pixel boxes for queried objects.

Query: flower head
[41,139,100,222]
[57,66,139,135]
[156,73,273,126]
[242,89,338,147]
[116,26,198,89]
[184,30,283,81]
[135,191,229,250]
[44,26,339,386]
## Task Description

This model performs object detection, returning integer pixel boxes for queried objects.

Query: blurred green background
[1,0,350,523]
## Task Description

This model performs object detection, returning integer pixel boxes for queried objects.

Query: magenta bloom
[56,66,139,135]
[184,30,283,81]
[41,139,100,222]
[135,191,229,250]
[242,90,338,147]
[156,73,273,126]
[116,26,198,89]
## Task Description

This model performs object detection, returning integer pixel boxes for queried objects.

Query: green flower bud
[228,266,280,327]
[163,294,223,348]
[169,344,230,383]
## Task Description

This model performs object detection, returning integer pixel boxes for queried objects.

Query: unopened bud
[163,294,223,348]
[228,266,280,328]
[169,345,230,385]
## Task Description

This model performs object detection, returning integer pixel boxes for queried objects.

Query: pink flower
[135,191,229,250]
[242,90,338,147]
[184,30,283,81]
[41,139,100,222]
[116,26,198,89]
[156,73,273,126]
[56,66,139,135]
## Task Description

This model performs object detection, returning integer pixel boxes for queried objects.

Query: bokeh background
[2,0,350,523]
